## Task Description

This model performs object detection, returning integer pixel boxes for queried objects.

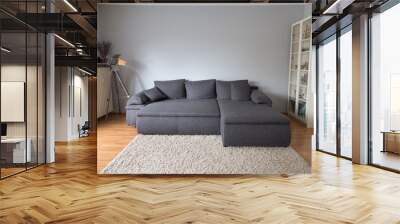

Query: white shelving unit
[288,17,312,125]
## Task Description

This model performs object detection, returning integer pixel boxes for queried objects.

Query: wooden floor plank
[0,114,399,223]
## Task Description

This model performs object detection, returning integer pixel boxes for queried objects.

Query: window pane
[1,31,28,177]
[38,33,46,165]
[340,29,352,158]
[371,3,400,171]
[318,37,337,154]
[27,31,38,169]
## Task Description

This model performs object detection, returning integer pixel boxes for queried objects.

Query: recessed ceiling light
[322,0,351,15]
[77,67,93,76]
[1,47,11,53]
[54,34,75,48]
[63,0,78,12]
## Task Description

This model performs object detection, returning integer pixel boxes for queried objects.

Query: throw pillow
[250,89,272,106]
[143,87,167,102]
[126,91,149,105]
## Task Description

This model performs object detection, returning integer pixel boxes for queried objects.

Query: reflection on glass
[27,32,38,169]
[1,32,28,177]
[318,37,337,154]
[0,1,46,178]
[38,33,46,165]
[371,4,400,171]
[340,29,352,158]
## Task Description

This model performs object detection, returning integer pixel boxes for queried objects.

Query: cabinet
[288,17,312,125]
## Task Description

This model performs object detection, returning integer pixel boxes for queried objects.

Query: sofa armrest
[250,90,272,107]
[125,104,146,126]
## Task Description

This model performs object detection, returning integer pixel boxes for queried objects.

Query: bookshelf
[288,17,312,125]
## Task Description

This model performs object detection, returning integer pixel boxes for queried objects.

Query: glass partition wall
[370,2,400,171]
[0,6,46,179]
[316,26,352,159]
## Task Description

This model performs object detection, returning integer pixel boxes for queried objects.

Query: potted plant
[97,41,111,64]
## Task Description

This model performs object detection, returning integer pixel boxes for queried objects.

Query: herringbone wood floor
[1,116,400,223]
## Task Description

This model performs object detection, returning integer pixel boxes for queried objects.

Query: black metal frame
[0,0,47,180]
[315,23,353,161]
[367,0,400,173]
[315,0,400,172]
[0,24,2,179]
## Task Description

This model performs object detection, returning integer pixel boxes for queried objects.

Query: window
[317,36,337,155]
[339,27,352,158]
[316,25,353,159]
[370,2,400,171]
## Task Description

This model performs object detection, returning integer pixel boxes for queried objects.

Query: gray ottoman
[218,100,291,147]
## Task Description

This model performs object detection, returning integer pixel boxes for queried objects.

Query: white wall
[72,74,89,138]
[98,3,311,112]
[55,67,69,141]
[54,67,89,141]
[97,67,114,118]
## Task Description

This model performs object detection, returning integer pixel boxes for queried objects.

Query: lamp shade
[111,54,127,66]
[116,58,127,66]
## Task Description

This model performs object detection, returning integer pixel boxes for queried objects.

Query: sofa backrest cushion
[143,87,167,102]
[154,79,186,99]
[216,81,231,100]
[230,80,250,101]
[185,79,216,100]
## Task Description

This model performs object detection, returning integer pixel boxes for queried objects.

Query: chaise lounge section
[218,100,290,147]
[126,79,291,147]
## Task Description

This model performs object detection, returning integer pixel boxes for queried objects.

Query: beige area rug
[101,135,310,175]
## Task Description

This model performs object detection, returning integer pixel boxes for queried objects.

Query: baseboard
[97,112,126,121]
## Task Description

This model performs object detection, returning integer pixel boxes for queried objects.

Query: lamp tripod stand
[105,55,130,119]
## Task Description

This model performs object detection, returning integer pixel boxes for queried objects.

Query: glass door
[317,35,337,155]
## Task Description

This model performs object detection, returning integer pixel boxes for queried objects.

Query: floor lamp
[106,55,130,118]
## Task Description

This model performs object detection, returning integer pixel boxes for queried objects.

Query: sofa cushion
[138,99,220,117]
[216,81,231,100]
[250,89,272,106]
[126,104,146,110]
[230,80,250,101]
[185,79,216,99]
[218,100,289,124]
[154,79,186,99]
[143,87,167,102]
[127,91,149,105]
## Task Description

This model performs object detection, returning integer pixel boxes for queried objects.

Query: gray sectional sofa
[125,79,290,147]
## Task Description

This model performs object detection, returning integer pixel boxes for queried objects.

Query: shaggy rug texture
[101,135,310,175]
